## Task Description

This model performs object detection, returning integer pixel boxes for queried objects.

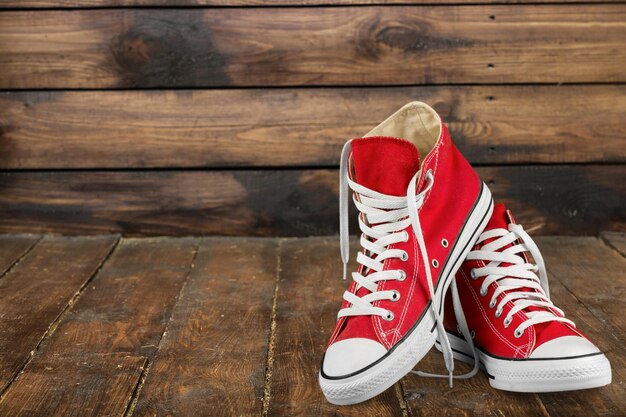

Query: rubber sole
[436,332,612,392]
[320,182,494,405]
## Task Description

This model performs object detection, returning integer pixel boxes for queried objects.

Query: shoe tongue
[350,136,420,196]
[480,202,522,259]
[480,203,515,245]
[486,203,513,231]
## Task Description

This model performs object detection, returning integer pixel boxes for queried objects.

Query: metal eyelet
[384,311,395,321]
[514,329,523,338]
[495,309,502,318]
[403,231,410,242]
[489,299,496,309]
[470,330,476,339]
[504,317,512,327]
[470,269,478,280]
[431,259,439,268]
[397,270,406,281]
[441,239,449,248]
[400,252,409,261]
[480,287,488,296]
[391,290,400,301]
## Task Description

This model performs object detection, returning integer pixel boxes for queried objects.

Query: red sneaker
[439,204,612,392]
[319,102,493,404]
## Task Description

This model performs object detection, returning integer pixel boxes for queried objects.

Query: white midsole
[436,332,612,392]
[320,183,494,405]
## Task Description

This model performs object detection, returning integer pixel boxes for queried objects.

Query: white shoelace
[413,223,577,384]
[338,140,464,386]
[466,223,575,338]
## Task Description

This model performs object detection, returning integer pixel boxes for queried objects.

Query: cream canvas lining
[364,101,441,162]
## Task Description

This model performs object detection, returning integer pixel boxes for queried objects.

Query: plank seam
[122,238,201,417]
[0,235,122,403]
[1,161,625,174]
[123,359,152,417]
[394,383,411,417]
[599,232,626,259]
[537,396,553,417]
[261,238,283,417]
[1,2,626,12]
[2,81,626,93]
[0,235,43,280]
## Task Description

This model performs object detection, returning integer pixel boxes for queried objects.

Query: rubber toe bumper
[530,336,600,359]
[322,338,387,377]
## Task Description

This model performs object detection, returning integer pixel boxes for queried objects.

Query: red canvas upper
[351,136,420,196]
[443,204,586,358]
[327,122,482,351]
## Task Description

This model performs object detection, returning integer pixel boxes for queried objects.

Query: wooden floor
[0,233,623,417]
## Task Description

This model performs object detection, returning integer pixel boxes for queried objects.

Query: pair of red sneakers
[319,102,612,405]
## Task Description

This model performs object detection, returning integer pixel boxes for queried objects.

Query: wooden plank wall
[0,1,624,236]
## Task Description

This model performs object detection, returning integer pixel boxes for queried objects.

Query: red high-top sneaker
[319,102,494,405]
[438,204,612,392]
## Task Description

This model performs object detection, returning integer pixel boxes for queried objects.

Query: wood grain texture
[0,237,199,417]
[0,354,146,417]
[269,237,406,415]
[0,6,624,88]
[0,234,622,415]
[0,165,623,237]
[132,238,278,416]
[2,0,622,8]
[601,231,626,257]
[535,236,626,416]
[0,235,118,393]
[0,234,40,277]
[1,86,624,169]
[402,352,549,417]
[537,237,626,347]
[34,237,199,357]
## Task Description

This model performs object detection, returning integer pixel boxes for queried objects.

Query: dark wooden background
[0,1,624,236]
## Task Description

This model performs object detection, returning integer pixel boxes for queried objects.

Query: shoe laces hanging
[338,140,432,320]
[339,140,477,387]
[406,172,480,387]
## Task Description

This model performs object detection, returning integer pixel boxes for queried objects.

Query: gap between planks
[261,238,284,417]
[122,350,152,417]
[0,235,121,402]
[122,240,201,417]
[0,235,43,280]
[394,383,410,417]
[600,232,626,259]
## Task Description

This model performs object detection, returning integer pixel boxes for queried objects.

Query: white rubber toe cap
[530,336,601,359]
[322,338,387,377]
